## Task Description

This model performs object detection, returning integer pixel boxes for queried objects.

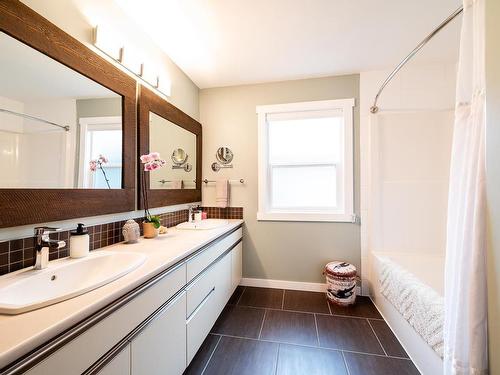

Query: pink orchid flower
[89,160,97,172]
[141,152,165,172]
[140,154,153,163]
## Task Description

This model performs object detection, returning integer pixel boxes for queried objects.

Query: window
[257,99,355,222]
[78,116,122,188]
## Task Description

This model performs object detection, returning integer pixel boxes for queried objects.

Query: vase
[143,222,158,239]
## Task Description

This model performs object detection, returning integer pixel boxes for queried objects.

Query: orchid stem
[99,163,111,189]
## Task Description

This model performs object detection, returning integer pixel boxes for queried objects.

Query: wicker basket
[324,261,357,306]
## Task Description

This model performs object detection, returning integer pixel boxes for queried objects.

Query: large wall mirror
[138,86,201,207]
[0,1,136,227]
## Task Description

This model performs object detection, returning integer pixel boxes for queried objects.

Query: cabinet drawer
[131,292,187,375]
[186,261,219,318]
[25,264,186,375]
[186,253,231,364]
[94,344,130,375]
[231,242,243,293]
[186,228,242,282]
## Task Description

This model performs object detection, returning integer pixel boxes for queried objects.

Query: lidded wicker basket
[324,261,357,306]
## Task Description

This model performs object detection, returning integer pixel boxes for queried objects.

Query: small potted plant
[140,152,166,238]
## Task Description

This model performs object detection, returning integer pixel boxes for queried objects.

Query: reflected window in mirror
[0,31,123,189]
[79,116,122,189]
[149,112,196,190]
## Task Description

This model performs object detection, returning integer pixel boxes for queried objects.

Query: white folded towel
[215,180,230,208]
[171,180,183,189]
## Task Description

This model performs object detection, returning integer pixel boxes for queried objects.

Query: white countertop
[0,220,243,369]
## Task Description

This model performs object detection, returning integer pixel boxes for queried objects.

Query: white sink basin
[176,219,229,230]
[0,251,146,315]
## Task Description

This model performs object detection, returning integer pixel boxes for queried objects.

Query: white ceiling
[116,0,462,89]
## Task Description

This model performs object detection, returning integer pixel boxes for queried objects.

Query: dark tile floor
[184,286,420,375]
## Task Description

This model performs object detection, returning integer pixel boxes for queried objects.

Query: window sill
[257,211,356,223]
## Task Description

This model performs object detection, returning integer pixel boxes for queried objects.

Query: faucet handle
[34,226,61,236]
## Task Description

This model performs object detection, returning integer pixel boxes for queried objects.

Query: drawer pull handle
[187,286,216,322]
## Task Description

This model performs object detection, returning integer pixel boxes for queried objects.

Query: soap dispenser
[70,223,89,258]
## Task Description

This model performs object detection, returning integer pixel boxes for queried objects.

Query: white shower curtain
[443,0,488,374]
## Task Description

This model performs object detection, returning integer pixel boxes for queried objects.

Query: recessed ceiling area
[115,0,462,89]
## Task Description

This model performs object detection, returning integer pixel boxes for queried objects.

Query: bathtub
[369,251,445,375]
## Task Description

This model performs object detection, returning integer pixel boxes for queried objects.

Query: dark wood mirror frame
[138,86,202,208]
[0,0,137,228]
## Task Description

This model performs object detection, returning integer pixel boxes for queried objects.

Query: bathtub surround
[200,74,360,285]
[359,63,457,294]
[360,63,457,374]
[0,207,243,276]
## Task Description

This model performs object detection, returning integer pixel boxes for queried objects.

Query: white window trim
[256,99,355,223]
[78,116,122,188]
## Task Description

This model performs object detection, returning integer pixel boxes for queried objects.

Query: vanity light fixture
[120,46,143,76]
[93,26,171,97]
[93,25,123,60]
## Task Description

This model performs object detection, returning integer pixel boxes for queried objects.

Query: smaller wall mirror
[216,147,234,164]
[171,148,192,172]
[138,86,201,208]
[212,146,234,172]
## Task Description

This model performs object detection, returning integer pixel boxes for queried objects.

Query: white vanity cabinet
[231,242,243,293]
[96,345,131,375]
[11,225,243,375]
[130,292,187,375]
[186,252,231,363]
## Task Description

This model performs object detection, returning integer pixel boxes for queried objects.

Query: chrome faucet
[34,227,66,270]
[188,204,200,222]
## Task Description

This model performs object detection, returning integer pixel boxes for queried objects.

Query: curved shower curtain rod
[370,6,464,114]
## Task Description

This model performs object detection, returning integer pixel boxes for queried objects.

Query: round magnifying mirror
[216,147,233,165]
[171,148,188,165]
[211,162,221,172]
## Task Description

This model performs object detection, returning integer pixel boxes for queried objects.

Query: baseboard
[240,277,362,295]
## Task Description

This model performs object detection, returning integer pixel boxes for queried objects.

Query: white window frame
[256,99,355,222]
[78,116,122,188]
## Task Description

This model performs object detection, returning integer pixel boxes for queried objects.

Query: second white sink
[0,250,146,315]
[176,219,229,230]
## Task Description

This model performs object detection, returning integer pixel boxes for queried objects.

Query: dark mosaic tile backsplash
[202,206,244,220]
[0,207,243,276]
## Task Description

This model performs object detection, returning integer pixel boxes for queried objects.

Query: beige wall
[76,97,122,118]
[486,0,500,373]
[200,75,360,283]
